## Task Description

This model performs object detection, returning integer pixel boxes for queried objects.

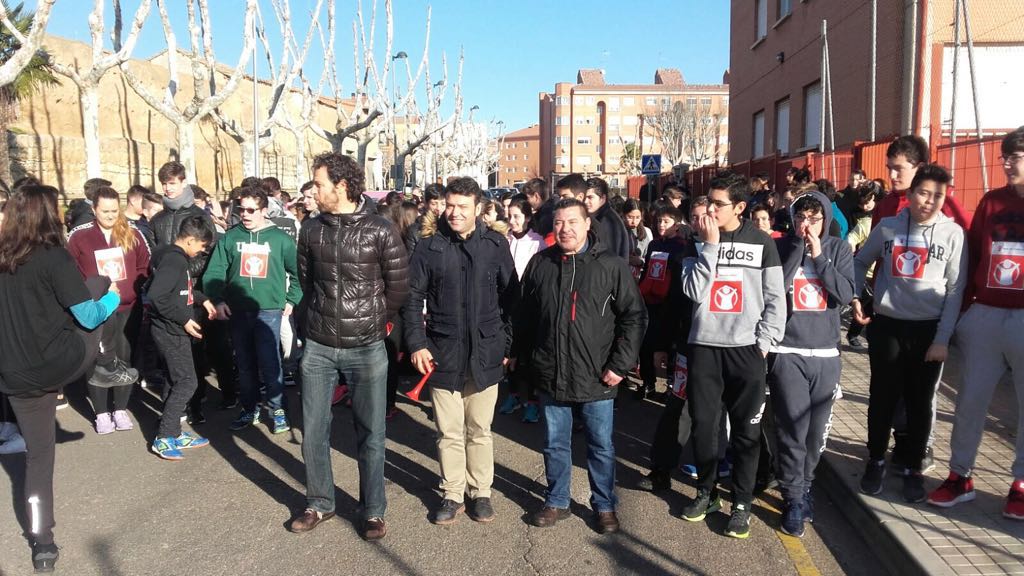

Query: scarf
[163,184,195,211]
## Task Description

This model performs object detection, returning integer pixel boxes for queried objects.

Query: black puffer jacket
[513,233,647,402]
[149,202,215,279]
[402,217,519,392]
[298,195,409,349]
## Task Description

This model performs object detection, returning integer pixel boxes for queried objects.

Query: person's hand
[695,214,720,245]
[653,351,668,370]
[202,300,217,320]
[108,282,121,297]
[801,222,822,258]
[283,303,293,317]
[411,348,435,375]
[184,319,203,339]
[852,299,871,325]
[925,343,948,363]
[215,302,232,321]
[601,369,623,387]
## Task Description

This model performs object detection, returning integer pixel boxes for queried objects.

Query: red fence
[935,135,1006,220]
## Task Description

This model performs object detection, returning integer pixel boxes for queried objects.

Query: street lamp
[494,120,505,187]
[391,51,408,190]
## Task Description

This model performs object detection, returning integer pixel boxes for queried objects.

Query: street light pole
[391,51,407,190]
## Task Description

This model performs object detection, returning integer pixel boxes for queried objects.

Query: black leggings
[88,383,132,413]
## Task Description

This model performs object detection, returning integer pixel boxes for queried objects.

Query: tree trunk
[176,120,198,183]
[394,151,408,190]
[293,130,307,186]
[239,137,256,178]
[0,104,13,187]
[81,85,102,179]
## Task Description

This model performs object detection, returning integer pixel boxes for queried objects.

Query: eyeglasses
[239,207,261,215]
[793,214,824,224]
[1000,154,1024,166]
[709,200,734,209]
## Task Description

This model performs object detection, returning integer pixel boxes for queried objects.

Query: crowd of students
[0,126,1022,572]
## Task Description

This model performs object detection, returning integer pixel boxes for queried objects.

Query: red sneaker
[1004,480,1024,520]
[927,472,975,508]
[331,384,349,406]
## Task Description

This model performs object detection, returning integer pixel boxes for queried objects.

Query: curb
[816,452,955,576]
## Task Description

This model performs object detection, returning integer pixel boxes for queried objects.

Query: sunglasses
[239,207,261,215]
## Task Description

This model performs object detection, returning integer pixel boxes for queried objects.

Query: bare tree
[643,101,687,167]
[0,0,56,86]
[49,0,152,179]
[118,0,257,183]
[682,102,725,167]
[618,141,641,175]
[310,0,430,183]
[212,0,325,179]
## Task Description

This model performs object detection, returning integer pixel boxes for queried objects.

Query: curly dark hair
[312,152,365,202]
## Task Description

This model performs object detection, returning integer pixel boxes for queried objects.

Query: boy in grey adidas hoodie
[770,191,855,537]
[852,164,967,503]
[679,175,786,539]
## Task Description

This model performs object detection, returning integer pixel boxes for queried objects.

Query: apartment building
[538,68,729,189]
[496,124,540,187]
[728,0,1024,165]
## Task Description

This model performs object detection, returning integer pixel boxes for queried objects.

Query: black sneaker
[186,407,206,425]
[219,397,239,410]
[780,500,804,537]
[904,471,927,503]
[432,499,464,525]
[89,363,139,386]
[637,470,671,492]
[682,488,722,522]
[860,460,886,495]
[32,542,59,572]
[725,503,752,539]
[847,335,867,348]
[469,497,495,523]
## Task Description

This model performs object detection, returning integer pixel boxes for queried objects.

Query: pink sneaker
[112,410,134,431]
[95,413,115,435]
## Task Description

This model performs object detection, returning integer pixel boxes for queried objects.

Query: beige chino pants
[430,377,498,503]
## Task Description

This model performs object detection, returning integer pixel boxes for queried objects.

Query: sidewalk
[820,342,1024,575]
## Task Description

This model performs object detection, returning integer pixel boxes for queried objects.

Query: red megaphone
[406,363,434,402]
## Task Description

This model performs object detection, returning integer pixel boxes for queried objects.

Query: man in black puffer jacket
[403,177,519,526]
[513,198,646,535]
[291,153,409,541]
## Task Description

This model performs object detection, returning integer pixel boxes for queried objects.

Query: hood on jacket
[788,190,834,239]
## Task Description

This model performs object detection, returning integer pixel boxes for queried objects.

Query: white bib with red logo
[671,353,688,399]
[987,241,1024,290]
[94,247,127,282]
[891,235,928,280]
[238,242,271,279]
[709,267,743,314]
[647,252,669,281]
[793,265,827,312]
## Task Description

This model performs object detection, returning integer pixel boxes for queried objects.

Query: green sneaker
[725,503,752,539]
[151,436,184,461]
[272,409,290,434]
[230,409,261,431]
[174,431,209,450]
[682,489,722,522]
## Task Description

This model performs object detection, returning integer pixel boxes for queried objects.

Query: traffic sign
[641,154,662,175]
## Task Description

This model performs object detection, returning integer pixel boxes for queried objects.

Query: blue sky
[37,0,730,132]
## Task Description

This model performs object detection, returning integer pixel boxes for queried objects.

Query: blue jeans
[230,310,285,413]
[541,395,618,513]
[300,338,388,519]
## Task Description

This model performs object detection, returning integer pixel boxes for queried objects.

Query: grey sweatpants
[949,304,1024,479]
[768,353,842,501]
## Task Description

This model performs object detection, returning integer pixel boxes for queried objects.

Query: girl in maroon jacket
[67,187,150,434]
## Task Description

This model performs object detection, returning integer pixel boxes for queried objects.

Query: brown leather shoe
[596,511,620,534]
[289,508,335,533]
[362,517,387,541]
[530,506,570,528]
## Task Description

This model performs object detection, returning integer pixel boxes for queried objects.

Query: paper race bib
[647,252,669,281]
[793,265,826,312]
[709,267,743,314]
[987,241,1024,290]
[671,353,688,399]
[186,273,194,306]
[238,242,271,279]
[94,247,127,282]
[891,235,928,280]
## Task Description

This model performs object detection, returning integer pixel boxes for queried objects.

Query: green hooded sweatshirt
[202,223,302,311]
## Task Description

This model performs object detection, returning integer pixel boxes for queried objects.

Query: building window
[596,145,602,153]
[753,110,765,158]
[577,136,592,145]
[644,96,658,106]
[522,166,528,172]
[556,155,568,166]
[804,81,822,148]
[555,96,569,106]
[577,155,592,165]
[607,115,620,126]
[623,97,635,106]
[607,136,622,145]
[686,97,697,109]
[609,97,620,112]
[574,96,584,105]
[701,97,712,107]
[523,154,528,160]
[778,0,791,20]
[555,116,569,126]
[554,136,570,145]
[608,156,619,165]
[623,115,638,126]
[775,98,790,155]
[756,0,767,41]
[586,96,596,105]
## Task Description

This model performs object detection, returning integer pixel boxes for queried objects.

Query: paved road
[1,374,887,575]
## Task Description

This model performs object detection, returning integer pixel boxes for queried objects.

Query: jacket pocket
[425,322,460,369]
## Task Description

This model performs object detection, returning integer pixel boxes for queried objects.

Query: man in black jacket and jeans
[291,153,409,541]
[514,198,647,534]
[403,177,519,526]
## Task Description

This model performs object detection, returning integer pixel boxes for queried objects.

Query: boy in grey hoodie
[770,191,855,537]
[852,164,967,503]
[680,175,786,539]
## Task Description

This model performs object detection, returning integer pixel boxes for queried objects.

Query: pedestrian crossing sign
[641,154,662,175]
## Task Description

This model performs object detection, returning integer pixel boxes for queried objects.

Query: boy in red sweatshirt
[928,127,1024,519]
